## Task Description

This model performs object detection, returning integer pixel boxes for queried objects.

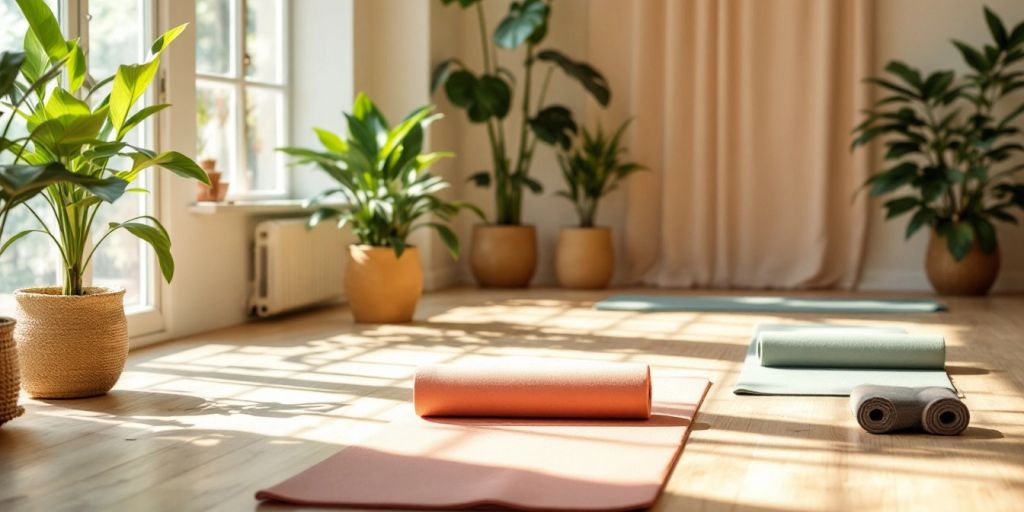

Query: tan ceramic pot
[556,227,614,289]
[0,318,23,426]
[470,225,537,288]
[344,245,423,323]
[15,287,128,399]
[925,230,1000,296]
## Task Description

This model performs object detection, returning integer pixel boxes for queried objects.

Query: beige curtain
[605,0,874,288]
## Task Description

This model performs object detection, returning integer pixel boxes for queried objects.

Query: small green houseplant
[279,93,481,323]
[852,6,1024,295]
[433,0,611,287]
[554,121,644,289]
[6,0,209,398]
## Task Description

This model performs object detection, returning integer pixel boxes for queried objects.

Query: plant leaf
[494,0,550,49]
[945,221,975,262]
[985,7,1009,48]
[537,49,611,106]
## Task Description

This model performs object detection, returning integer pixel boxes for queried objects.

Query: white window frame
[195,0,290,200]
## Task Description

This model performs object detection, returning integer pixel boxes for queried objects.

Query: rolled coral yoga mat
[257,363,711,512]
[851,385,970,435]
[414,362,652,419]
[758,332,945,369]
[734,324,955,396]
[594,295,946,313]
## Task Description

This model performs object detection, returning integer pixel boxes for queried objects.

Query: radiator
[250,218,346,317]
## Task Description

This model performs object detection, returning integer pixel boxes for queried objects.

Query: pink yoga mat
[256,363,710,511]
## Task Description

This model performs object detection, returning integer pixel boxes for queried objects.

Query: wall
[436,0,1024,291]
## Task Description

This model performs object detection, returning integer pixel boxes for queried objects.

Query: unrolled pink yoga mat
[256,362,711,511]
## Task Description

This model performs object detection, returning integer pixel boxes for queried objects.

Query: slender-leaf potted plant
[852,7,1024,295]
[555,121,644,289]
[279,93,482,323]
[0,47,129,414]
[433,0,611,287]
[7,0,209,398]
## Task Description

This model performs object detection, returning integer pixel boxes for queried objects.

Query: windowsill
[188,199,313,216]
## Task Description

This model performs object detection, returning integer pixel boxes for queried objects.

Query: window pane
[0,0,58,49]
[245,87,284,191]
[91,177,147,306]
[88,0,151,309]
[197,80,239,180]
[245,0,282,84]
[87,0,143,79]
[196,0,235,76]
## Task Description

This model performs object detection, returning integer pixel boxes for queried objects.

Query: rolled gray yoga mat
[850,385,969,435]
[758,332,945,369]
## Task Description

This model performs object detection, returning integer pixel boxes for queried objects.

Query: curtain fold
[615,0,874,288]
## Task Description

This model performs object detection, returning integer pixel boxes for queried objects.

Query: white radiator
[249,218,346,317]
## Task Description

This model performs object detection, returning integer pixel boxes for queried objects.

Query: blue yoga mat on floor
[593,295,946,314]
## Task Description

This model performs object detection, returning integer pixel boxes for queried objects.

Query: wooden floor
[1,288,1023,511]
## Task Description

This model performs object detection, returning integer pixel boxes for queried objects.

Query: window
[0,0,163,335]
[195,0,289,199]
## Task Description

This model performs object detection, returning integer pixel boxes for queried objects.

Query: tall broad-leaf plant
[1,49,126,258]
[432,0,611,225]
[6,0,209,295]
[278,93,483,259]
[852,7,1024,261]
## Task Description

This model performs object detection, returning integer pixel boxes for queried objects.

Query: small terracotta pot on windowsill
[197,158,230,202]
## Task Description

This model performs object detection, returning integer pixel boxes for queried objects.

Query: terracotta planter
[14,287,128,399]
[470,225,537,288]
[344,245,423,323]
[925,230,1001,296]
[556,227,614,289]
[197,160,230,202]
[0,318,23,426]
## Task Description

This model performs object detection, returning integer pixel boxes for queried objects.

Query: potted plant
[8,0,209,398]
[554,121,644,289]
[196,158,229,202]
[278,93,482,323]
[433,0,610,287]
[195,100,229,201]
[2,48,127,417]
[852,7,1024,295]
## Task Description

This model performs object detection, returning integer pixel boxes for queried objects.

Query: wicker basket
[0,317,23,426]
[14,287,128,399]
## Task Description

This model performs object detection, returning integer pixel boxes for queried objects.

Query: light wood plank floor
[1,288,1023,511]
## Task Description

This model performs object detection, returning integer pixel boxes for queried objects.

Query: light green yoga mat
[594,295,946,314]
[733,324,955,396]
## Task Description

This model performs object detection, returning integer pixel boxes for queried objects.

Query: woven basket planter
[0,317,23,426]
[15,287,128,399]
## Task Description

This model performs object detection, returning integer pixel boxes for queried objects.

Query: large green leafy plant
[556,121,644,228]
[432,0,610,225]
[5,0,209,295]
[278,93,482,259]
[852,7,1024,261]
[1,49,125,258]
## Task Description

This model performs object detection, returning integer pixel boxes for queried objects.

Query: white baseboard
[859,269,1024,292]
